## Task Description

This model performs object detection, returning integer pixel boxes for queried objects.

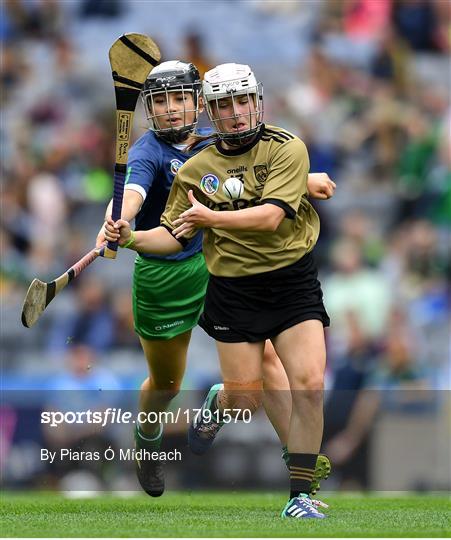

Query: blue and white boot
[281,494,326,519]
[188,383,224,455]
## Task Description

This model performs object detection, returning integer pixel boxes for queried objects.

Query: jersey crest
[253,164,268,191]
[200,174,220,195]
[170,159,183,175]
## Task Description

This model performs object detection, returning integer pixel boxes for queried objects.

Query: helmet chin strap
[157,126,192,144]
[219,125,262,147]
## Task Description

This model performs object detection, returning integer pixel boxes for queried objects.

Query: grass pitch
[1,492,449,537]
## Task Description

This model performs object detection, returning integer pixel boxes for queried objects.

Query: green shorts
[132,252,209,341]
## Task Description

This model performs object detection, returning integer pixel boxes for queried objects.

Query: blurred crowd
[1,0,450,491]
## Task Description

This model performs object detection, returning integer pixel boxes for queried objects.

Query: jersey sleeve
[124,141,161,201]
[160,171,198,242]
[260,138,310,219]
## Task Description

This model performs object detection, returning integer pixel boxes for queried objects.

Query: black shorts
[198,251,330,343]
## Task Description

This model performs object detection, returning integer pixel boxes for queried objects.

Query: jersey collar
[215,124,264,156]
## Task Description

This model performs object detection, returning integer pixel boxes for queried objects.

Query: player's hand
[104,218,132,246]
[172,190,215,238]
[307,173,336,200]
[172,221,197,239]
[95,219,110,248]
[103,218,120,242]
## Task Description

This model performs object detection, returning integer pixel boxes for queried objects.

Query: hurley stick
[21,34,161,328]
[103,33,161,258]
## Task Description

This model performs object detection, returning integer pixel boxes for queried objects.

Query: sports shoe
[281,495,326,519]
[281,448,331,496]
[135,424,164,497]
[188,383,224,455]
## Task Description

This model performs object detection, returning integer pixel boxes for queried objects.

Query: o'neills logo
[227,165,247,174]
[155,320,184,331]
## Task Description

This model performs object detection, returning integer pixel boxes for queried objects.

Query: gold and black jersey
[161,124,320,277]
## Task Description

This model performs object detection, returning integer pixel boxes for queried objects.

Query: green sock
[135,423,163,451]
[282,445,289,466]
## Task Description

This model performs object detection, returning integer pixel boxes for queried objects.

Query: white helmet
[202,63,263,145]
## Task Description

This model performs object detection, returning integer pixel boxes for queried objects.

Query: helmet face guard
[142,61,201,143]
[203,63,264,146]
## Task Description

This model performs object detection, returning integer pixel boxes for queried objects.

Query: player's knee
[154,382,181,401]
[291,370,325,392]
[141,378,181,401]
[291,379,324,410]
[220,379,263,416]
[159,387,181,401]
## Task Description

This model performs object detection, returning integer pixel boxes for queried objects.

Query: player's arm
[97,141,162,247]
[96,190,144,247]
[174,173,337,236]
[173,138,310,237]
[307,172,336,200]
[105,219,183,255]
[172,190,284,237]
[104,168,189,255]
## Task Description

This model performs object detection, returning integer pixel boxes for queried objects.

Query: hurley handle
[103,33,161,259]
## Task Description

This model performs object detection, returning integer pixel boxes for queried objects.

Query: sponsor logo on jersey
[170,159,183,175]
[200,174,219,195]
[214,325,230,331]
[253,164,268,190]
[227,165,248,174]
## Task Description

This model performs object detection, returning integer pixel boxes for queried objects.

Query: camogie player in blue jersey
[98,61,335,498]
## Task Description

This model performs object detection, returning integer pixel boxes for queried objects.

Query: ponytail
[185,133,219,153]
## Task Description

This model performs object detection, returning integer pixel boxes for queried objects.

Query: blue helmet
[142,60,202,143]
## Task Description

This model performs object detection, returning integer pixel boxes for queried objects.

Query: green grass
[1,492,450,537]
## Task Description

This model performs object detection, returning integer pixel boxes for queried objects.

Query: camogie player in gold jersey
[106,63,331,518]
[100,61,332,500]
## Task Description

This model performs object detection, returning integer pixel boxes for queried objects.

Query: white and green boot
[188,383,224,455]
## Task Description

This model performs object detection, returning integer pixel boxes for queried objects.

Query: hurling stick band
[46,247,102,300]
[21,247,102,328]
[119,34,160,67]
[48,247,101,302]
[109,33,160,92]
[112,74,143,89]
